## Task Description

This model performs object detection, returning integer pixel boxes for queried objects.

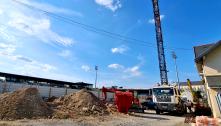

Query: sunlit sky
[0,0,220,88]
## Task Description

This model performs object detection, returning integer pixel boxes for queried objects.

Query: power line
[11,0,192,51]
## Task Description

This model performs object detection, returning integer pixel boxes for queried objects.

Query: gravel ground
[0,111,190,126]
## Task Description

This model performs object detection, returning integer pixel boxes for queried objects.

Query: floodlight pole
[172,51,180,90]
[95,66,98,88]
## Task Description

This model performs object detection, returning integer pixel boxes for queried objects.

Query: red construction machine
[102,87,144,113]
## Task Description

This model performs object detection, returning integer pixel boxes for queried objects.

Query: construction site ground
[0,111,190,126]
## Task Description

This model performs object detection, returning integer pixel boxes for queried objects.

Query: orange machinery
[102,87,142,113]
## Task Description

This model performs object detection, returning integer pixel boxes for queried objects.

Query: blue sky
[0,0,220,88]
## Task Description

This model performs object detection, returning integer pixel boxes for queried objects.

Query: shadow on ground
[129,113,170,120]
[144,110,187,117]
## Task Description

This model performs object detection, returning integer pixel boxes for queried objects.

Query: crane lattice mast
[152,0,168,85]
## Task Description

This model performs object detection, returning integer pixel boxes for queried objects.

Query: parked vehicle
[141,98,156,110]
[152,85,187,114]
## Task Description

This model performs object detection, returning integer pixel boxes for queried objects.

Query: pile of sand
[0,88,52,120]
[106,103,118,114]
[53,89,109,118]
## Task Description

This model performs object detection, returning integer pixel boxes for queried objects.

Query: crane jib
[152,0,168,85]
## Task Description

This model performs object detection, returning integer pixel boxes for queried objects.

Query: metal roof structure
[194,40,221,62]
[0,72,93,88]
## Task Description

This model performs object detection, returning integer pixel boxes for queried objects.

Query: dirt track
[0,111,190,126]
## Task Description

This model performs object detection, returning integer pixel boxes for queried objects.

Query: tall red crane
[152,0,168,85]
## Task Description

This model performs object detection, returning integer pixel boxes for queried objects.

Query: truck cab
[152,85,186,114]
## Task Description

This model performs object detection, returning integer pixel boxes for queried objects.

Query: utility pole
[172,51,180,89]
[95,65,98,88]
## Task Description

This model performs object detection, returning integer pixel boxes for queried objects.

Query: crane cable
[11,0,192,51]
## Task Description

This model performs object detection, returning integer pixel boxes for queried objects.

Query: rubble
[106,103,118,114]
[0,88,112,120]
[53,89,109,118]
[0,88,52,120]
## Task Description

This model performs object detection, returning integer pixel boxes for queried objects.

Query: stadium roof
[0,72,93,87]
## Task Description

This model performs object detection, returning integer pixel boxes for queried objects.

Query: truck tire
[156,109,160,114]
[183,105,187,114]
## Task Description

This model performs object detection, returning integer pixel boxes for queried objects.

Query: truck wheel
[156,109,160,114]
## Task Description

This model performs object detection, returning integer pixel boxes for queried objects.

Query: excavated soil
[0,88,111,120]
[0,88,52,120]
[52,89,109,118]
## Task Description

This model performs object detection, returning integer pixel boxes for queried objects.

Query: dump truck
[152,85,186,114]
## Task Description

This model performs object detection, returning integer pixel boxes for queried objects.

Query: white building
[194,40,221,118]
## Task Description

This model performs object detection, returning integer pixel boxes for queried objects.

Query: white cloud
[8,12,74,46]
[0,42,33,63]
[124,55,145,77]
[0,26,16,42]
[0,0,78,47]
[148,15,165,24]
[111,45,128,54]
[0,42,81,83]
[108,63,124,69]
[0,1,88,84]
[95,0,122,12]
[107,55,144,78]
[58,50,72,57]
[0,42,56,74]
[19,0,83,17]
[0,43,16,55]
[124,65,141,77]
[0,9,3,15]
[81,65,91,72]
[16,55,33,62]
[42,64,56,72]
[137,54,145,66]
[21,59,57,74]
[122,55,145,78]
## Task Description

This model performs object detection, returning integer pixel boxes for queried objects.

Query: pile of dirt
[106,103,118,114]
[53,89,109,118]
[0,88,52,120]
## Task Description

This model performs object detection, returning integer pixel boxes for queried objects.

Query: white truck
[152,85,186,114]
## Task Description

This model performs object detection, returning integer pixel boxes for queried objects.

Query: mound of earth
[0,88,52,120]
[53,89,109,118]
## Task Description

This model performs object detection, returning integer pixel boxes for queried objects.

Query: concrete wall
[0,82,115,101]
[0,82,79,97]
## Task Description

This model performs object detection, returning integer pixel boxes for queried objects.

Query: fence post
[49,84,52,98]
[65,87,68,95]
[2,81,7,93]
